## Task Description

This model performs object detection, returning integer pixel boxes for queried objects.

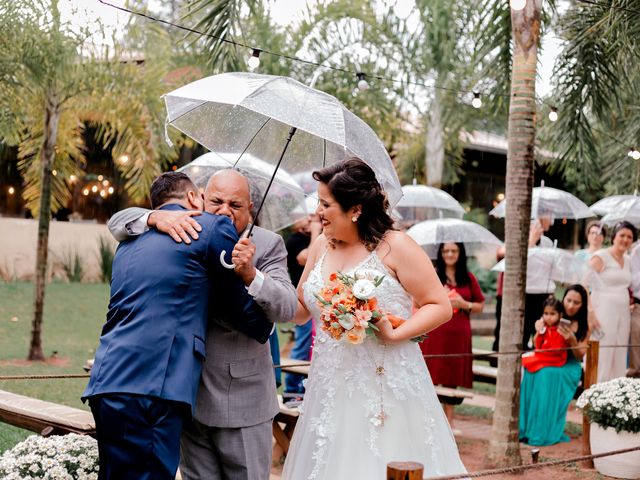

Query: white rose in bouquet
[352,279,376,300]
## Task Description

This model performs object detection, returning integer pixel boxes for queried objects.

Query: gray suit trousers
[179,418,273,480]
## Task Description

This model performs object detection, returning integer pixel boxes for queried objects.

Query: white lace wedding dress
[281,250,467,479]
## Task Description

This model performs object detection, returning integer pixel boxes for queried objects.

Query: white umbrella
[490,182,594,220]
[178,152,305,232]
[407,218,503,259]
[396,181,465,222]
[591,195,640,226]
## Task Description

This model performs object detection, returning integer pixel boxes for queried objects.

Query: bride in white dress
[282,159,467,479]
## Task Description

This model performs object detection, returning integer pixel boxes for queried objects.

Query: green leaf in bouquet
[315,293,331,306]
[374,276,385,287]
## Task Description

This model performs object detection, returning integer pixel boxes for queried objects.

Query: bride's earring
[352,216,358,222]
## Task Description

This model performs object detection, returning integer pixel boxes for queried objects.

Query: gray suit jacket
[107,208,297,427]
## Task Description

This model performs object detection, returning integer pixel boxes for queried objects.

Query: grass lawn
[0,281,295,454]
[0,281,110,453]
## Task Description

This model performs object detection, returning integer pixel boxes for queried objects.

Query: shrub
[0,433,98,479]
[60,248,84,282]
[97,236,114,283]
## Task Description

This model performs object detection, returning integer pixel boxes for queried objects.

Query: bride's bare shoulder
[376,230,423,268]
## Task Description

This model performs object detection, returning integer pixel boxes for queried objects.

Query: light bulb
[108,186,114,194]
[91,185,98,193]
[510,0,526,10]
[247,49,261,70]
[102,180,109,186]
[119,154,129,164]
[100,190,107,198]
[8,186,15,195]
[548,108,558,122]
[472,93,482,109]
[98,175,104,181]
[69,175,77,182]
[356,72,369,91]
[52,170,57,176]
[631,149,640,161]
[82,189,89,196]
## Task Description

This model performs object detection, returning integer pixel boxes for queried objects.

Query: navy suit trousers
[90,394,184,480]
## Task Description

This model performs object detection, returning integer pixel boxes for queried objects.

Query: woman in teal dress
[519,284,590,446]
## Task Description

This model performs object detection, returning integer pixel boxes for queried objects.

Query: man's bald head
[204,169,254,233]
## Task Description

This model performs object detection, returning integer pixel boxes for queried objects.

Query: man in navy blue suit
[83,172,272,480]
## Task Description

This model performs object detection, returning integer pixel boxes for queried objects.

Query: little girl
[522,296,569,373]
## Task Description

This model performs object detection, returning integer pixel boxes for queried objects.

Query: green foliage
[60,248,84,283]
[97,236,115,284]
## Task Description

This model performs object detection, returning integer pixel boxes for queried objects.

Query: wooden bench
[472,364,498,384]
[272,394,300,455]
[0,389,95,437]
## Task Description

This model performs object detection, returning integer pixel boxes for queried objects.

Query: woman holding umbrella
[420,242,485,431]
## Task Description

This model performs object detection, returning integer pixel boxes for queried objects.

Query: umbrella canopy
[591,195,640,226]
[396,182,465,222]
[491,247,589,286]
[178,152,305,232]
[164,72,402,207]
[489,185,594,220]
[291,195,319,219]
[406,218,503,259]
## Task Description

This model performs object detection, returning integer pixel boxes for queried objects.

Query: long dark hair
[562,284,589,342]
[435,242,470,286]
[313,158,395,250]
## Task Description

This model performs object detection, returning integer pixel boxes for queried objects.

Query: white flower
[352,279,376,300]
[355,268,384,281]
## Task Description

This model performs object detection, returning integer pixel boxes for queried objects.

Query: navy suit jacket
[83,204,272,412]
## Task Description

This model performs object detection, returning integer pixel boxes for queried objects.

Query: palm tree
[0,0,179,360]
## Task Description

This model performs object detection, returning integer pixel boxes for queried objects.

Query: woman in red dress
[420,242,485,431]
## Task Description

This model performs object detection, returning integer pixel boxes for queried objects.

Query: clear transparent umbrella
[489,182,594,220]
[178,152,305,232]
[164,72,402,219]
[396,180,465,223]
[406,218,503,259]
[491,247,590,286]
[591,195,640,226]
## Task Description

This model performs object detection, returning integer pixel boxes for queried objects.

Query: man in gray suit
[107,169,298,480]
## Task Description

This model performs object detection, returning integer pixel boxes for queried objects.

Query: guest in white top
[628,242,640,378]
[589,221,636,382]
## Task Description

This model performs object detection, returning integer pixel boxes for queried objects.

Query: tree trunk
[425,91,444,188]
[486,0,541,467]
[28,97,61,361]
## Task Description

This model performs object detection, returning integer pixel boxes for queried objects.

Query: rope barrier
[424,444,640,479]
[0,344,638,380]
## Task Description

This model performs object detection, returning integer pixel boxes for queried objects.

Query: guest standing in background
[589,221,635,382]
[627,240,640,378]
[523,213,556,349]
[519,285,590,446]
[284,213,322,394]
[490,245,506,367]
[574,221,606,262]
[420,242,484,432]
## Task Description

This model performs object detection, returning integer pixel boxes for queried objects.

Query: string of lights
[97,0,503,104]
[95,0,640,156]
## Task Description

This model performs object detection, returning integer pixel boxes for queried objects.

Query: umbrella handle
[219,227,252,269]
[220,250,235,269]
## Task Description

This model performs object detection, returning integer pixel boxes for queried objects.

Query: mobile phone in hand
[559,318,572,327]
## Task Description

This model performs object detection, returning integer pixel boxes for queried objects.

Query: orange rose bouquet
[315,270,428,344]
[315,270,385,345]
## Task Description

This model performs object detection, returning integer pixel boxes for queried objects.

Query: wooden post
[387,462,424,480]
[582,340,599,468]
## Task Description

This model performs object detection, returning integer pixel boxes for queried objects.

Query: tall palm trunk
[28,96,60,361]
[487,0,541,466]
[425,90,445,188]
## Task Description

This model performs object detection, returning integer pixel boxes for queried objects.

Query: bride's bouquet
[315,269,400,344]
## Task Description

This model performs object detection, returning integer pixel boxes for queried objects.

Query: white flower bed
[0,434,98,479]
[577,377,640,433]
